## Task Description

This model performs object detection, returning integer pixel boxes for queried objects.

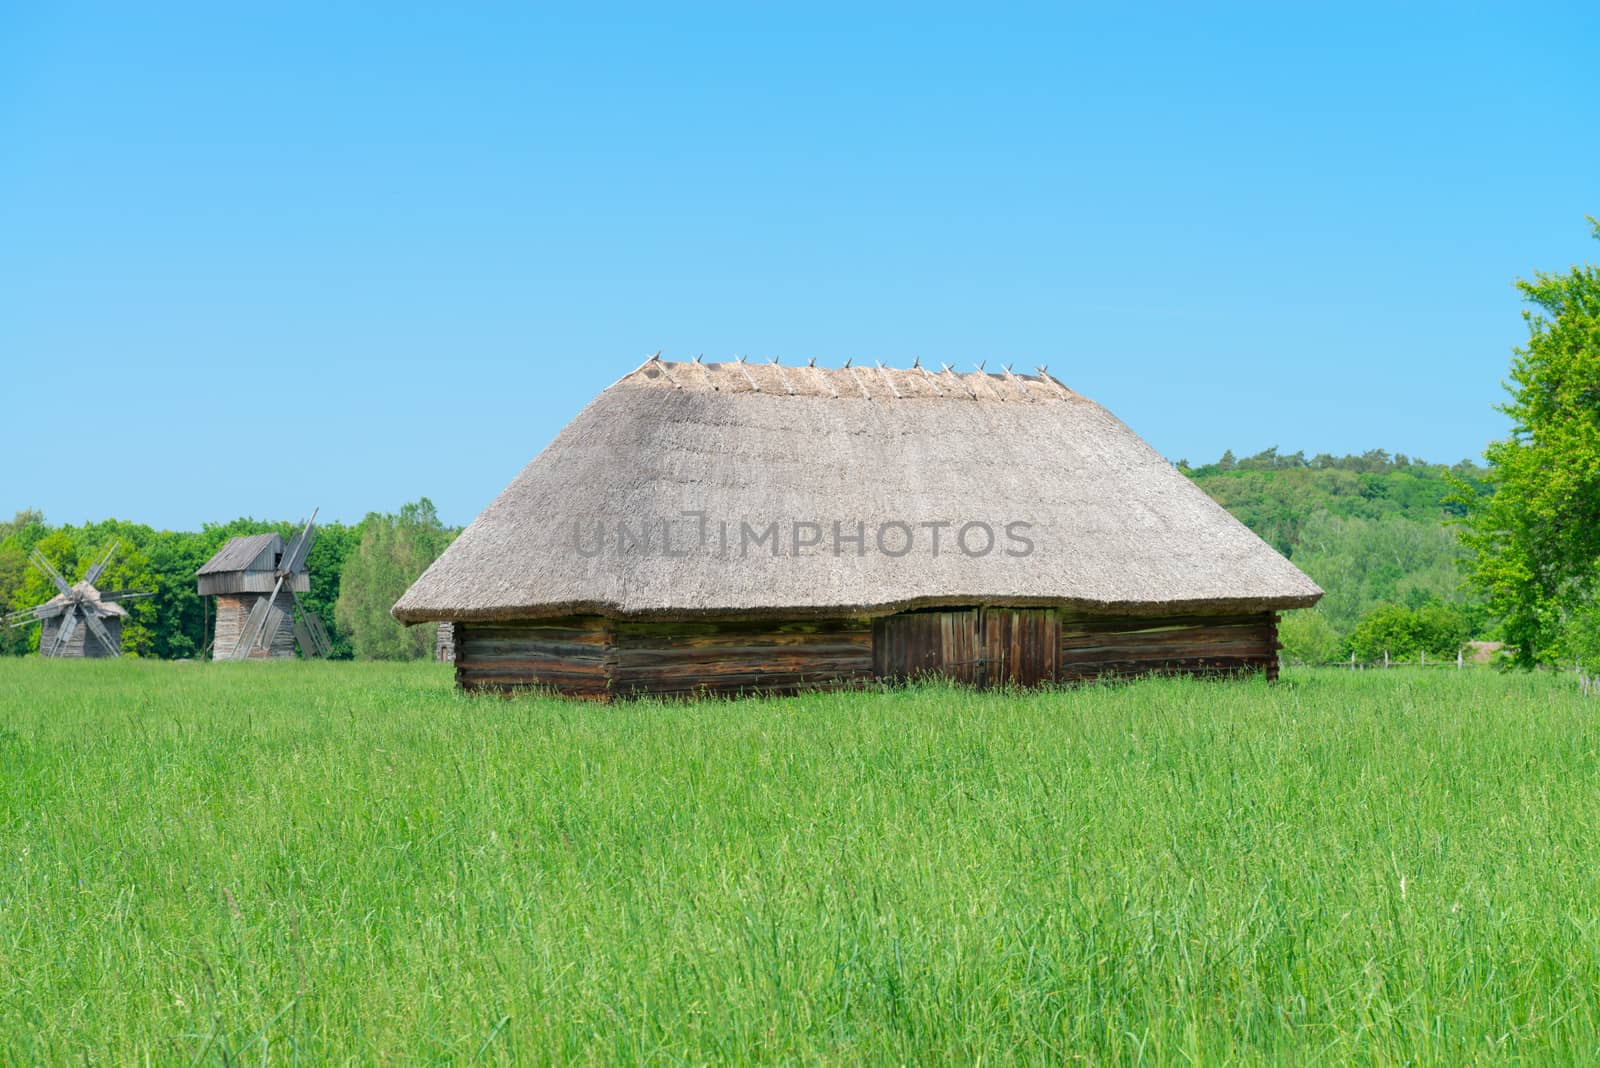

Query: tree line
[0,500,456,660]
[1184,451,1491,664]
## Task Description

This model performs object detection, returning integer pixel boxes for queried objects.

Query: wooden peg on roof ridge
[843,357,852,368]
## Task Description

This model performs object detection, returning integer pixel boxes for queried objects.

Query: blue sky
[3,3,1597,530]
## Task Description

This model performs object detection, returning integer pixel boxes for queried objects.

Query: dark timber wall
[453,608,1278,697]
[1058,612,1281,682]
[455,618,612,696]
[613,618,874,698]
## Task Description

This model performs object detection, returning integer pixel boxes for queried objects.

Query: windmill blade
[227,589,276,659]
[79,609,120,657]
[84,539,120,585]
[290,590,332,658]
[98,590,154,603]
[230,574,286,659]
[49,607,81,657]
[304,612,333,659]
[29,550,73,597]
[292,617,315,659]
[5,603,49,628]
[8,599,67,626]
[280,508,320,576]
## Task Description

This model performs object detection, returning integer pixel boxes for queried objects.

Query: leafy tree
[335,499,457,660]
[1556,594,1600,673]
[1278,608,1342,664]
[1456,219,1600,666]
[1342,602,1472,662]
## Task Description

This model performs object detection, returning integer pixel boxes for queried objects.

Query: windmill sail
[84,539,119,585]
[289,590,331,658]
[50,610,81,657]
[228,580,281,659]
[280,510,319,576]
[29,550,72,597]
[303,611,333,659]
[79,610,118,656]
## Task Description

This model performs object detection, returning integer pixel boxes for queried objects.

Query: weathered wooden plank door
[981,608,1060,688]
[872,609,982,684]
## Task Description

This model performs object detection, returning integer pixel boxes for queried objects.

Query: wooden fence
[1285,650,1599,696]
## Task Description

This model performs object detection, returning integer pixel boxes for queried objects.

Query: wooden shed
[197,533,308,659]
[392,359,1322,697]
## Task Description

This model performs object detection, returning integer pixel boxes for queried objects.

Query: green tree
[1456,219,1600,666]
[1558,595,1600,673]
[1342,603,1472,662]
[335,499,457,660]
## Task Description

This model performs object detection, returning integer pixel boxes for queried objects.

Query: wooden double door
[872,607,1059,688]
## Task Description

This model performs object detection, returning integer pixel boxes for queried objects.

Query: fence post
[1458,648,1463,670]
[1384,650,1390,669]
[1351,651,1356,670]
[1421,650,1426,668]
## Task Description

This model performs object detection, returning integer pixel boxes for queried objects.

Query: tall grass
[1,660,1597,1063]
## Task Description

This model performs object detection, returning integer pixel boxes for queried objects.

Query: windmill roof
[197,533,284,576]
[392,359,1323,623]
[43,582,128,618]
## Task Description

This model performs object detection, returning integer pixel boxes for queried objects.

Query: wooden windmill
[4,540,151,657]
[197,511,332,660]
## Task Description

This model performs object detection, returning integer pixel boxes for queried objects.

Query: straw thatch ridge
[393,360,1322,624]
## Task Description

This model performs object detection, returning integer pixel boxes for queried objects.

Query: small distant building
[436,622,456,663]
[197,533,307,659]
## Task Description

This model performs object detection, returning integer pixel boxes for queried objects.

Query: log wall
[455,618,613,696]
[1058,612,1280,682]
[212,593,297,659]
[449,609,1280,697]
[613,618,873,698]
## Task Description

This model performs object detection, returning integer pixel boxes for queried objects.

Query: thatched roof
[197,534,283,576]
[42,582,128,619]
[393,359,1322,623]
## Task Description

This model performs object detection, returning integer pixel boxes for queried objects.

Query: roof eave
[392,590,1322,626]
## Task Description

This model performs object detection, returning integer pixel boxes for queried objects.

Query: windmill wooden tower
[4,540,151,657]
[197,511,332,660]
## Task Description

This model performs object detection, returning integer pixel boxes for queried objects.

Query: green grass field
[2,662,1598,1064]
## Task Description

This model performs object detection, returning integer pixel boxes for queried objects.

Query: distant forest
[1182,448,1491,663]
[2,451,1488,663]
